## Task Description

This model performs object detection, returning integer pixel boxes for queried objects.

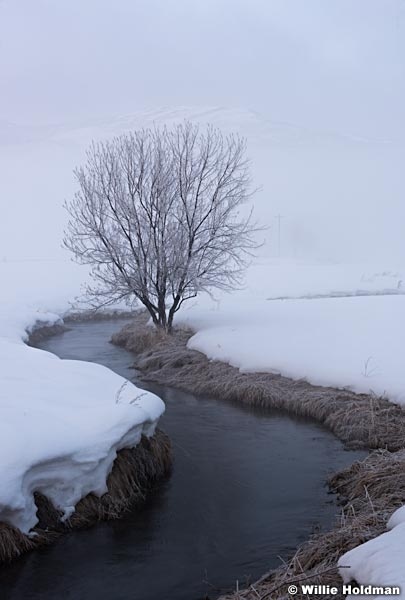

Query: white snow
[338,501,405,599]
[176,259,405,404]
[0,261,164,534]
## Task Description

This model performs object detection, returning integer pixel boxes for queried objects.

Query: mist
[0,0,404,264]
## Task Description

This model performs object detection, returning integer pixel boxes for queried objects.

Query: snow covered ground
[1,106,404,589]
[0,261,164,534]
[177,259,405,404]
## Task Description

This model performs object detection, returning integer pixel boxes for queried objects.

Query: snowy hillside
[1,106,404,264]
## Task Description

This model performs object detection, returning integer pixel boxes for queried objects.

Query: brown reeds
[27,323,67,346]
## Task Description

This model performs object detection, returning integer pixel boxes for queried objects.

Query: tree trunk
[167,295,181,334]
[157,293,167,331]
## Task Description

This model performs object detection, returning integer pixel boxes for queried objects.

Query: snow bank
[0,263,164,534]
[339,506,405,599]
[178,264,405,405]
[246,260,405,300]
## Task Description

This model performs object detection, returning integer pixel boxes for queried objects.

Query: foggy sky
[0,1,404,264]
[1,0,405,138]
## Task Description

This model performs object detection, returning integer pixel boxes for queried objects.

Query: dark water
[0,320,365,600]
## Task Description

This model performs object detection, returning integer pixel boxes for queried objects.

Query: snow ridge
[0,309,164,534]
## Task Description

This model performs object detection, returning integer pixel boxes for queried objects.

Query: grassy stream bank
[112,312,405,600]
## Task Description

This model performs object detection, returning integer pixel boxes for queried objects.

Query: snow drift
[339,504,405,599]
[0,325,164,534]
[0,261,164,534]
[177,264,405,406]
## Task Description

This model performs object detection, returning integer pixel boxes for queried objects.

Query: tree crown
[64,121,257,331]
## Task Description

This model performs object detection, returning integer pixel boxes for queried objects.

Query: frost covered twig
[115,381,147,405]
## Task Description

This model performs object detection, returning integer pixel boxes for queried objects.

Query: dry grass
[111,315,405,600]
[112,315,405,451]
[64,309,142,323]
[0,429,171,563]
[112,315,169,355]
[27,323,67,346]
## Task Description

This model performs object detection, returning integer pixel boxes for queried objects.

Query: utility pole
[275,214,284,257]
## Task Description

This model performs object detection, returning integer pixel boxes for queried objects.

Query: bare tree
[64,121,257,333]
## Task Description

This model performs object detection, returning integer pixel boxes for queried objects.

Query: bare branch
[64,121,260,333]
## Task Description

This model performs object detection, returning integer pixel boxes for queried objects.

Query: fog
[0,0,404,263]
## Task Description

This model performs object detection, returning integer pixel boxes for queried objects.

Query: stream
[0,319,365,600]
